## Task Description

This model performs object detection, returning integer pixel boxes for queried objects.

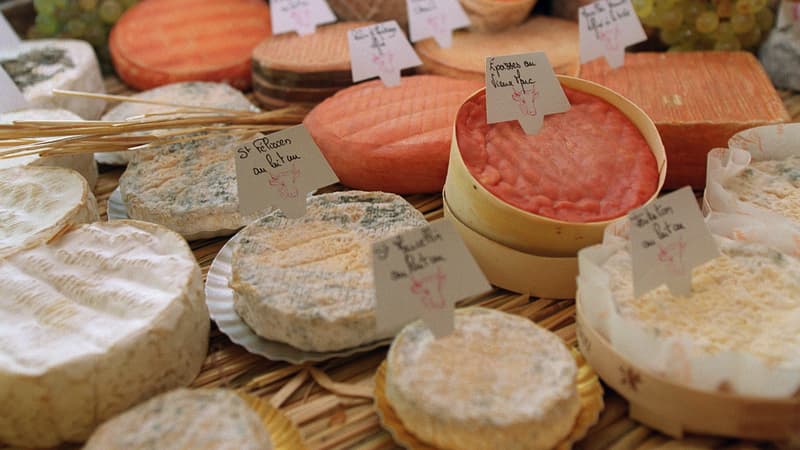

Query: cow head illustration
[598,26,622,52]
[409,267,447,309]
[511,83,539,117]
[290,9,312,30]
[268,164,301,199]
[656,238,688,276]
[427,13,447,34]
[371,51,396,74]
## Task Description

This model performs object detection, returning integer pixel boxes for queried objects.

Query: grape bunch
[631,0,776,51]
[28,0,139,71]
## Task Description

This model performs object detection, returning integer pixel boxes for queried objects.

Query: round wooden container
[444,76,667,257]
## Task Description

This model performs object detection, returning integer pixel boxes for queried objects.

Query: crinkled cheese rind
[98,82,259,165]
[0,166,98,259]
[0,109,98,187]
[230,191,428,352]
[726,155,800,223]
[0,39,105,119]
[0,220,209,447]
[84,388,272,450]
[386,307,580,450]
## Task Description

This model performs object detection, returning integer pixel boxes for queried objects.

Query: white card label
[270,0,337,36]
[406,0,471,48]
[235,125,338,218]
[777,0,800,29]
[374,219,491,338]
[629,187,720,297]
[485,51,570,135]
[0,14,20,49]
[0,67,27,114]
[348,21,422,87]
[579,0,646,69]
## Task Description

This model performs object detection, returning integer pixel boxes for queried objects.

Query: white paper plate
[205,232,392,364]
[107,187,128,220]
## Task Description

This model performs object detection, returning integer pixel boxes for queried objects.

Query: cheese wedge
[0,220,209,447]
[0,166,98,259]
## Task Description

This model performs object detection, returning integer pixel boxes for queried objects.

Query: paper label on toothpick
[406,0,470,48]
[485,52,570,135]
[374,219,491,338]
[270,0,337,36]
[0,67,27,113]
[235,125,338,218]
[0,14,20,49]
[629,187,720,298]
[348,21,422,87]
[579,0,646,69]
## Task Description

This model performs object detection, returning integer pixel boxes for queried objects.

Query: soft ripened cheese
[725,155,800,223]
[84,389,272,450]
[230,191,428,352]
[0,220,209,447]
[0,166,98,259]
[97,82,258,165]
[0,108,98,187]
[0,39,105,119]
[385,307,580,450]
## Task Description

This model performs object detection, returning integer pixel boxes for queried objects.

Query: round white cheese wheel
[0,220,209,447]
[386,307,581,450]
[0,108,99,188]
[0,166,98,259]
[230,191,428,352]
[84,388,273,450]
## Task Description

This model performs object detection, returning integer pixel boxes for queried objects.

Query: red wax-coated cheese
[109,0,271,91]
[456,88,658,223]
[304,75,483,194]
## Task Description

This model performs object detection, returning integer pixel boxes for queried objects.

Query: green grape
[34,13,59,35]
[656,0,680,9]
[83,24,108,47]
[658,8,684,30]
[716,0,734,18]
[730,13,756,33]
[734,0,767,15]
[122,0,139,9]
[53,0,67,9]
[65,19,87,38]
[669,41,696,51]
[716,20,735,37]
[632,0,655,18]
[696,10,720,33]
[660,27,685,45]
[641,10,661,27]
[714,32,742,50]
[33,0,56,15]
[98,0,123,23]
[737,25,761,48]
[683,2,705,23]
[756,7,774,31]
[79,0,98,11]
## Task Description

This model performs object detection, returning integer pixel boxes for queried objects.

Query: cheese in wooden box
[580,52,790,189]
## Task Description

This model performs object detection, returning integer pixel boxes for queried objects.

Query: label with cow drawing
[234,124,338,219]
[373,219,491,338]
[348,21,422,87]
[578,0,646,69]
[484,51,570,135]
[628,187,719,297]
[406,0,471,48]
[270,0,337,36]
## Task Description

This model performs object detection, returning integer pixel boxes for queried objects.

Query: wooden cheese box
[580,52,790,189]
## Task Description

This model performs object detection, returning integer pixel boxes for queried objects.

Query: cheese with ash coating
[0,220,209,447]
[230,191,427,352]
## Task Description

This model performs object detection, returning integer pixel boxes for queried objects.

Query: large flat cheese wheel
[109,0,271,90]
[415,16,580,80]
[0,220,209,447]
[0,39,105,119]
[0,166,98,259]
[303,75,482,194]
[0,109,98,187]
[230,191,428,352]
[85,389,273,450]
[386,307,580,450]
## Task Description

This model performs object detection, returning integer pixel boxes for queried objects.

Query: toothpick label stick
[348,21,422,87]
[270,0,337,36]
[0,67,27,114]
[406,0,471,48]
[579,0,646,69]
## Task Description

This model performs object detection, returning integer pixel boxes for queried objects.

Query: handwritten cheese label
[374,219,491,338]
[0,67,27,114]
[0,14,20,49]
[629,187,719,297]
[270,0,337,36]
[485,52,570,135]
[406,0,471,48]
[579,0,646,69]
[348,21,422,87]
[777,0,800,29]
[235,125,338,218]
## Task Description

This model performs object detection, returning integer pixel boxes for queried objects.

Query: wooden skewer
[52,89,253,114]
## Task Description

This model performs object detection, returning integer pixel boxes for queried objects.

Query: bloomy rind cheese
[385,307,580,450]
[725,155,800,223]
[0,220,209,447]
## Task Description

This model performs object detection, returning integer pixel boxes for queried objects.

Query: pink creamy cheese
[456,88,658,223]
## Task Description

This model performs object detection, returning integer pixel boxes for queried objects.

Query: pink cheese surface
[457,88,658,223]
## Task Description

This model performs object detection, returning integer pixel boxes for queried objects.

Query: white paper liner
[577,215,800,399]
[204,232,392,364]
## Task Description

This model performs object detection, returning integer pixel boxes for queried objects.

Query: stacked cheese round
[230,191,427,352]
[0,220,209,447]
[385,307,580,450]
[85,389,273,450]
[459,0,538,32]
[327,0,407,27]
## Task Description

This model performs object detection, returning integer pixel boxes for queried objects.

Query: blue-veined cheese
[725,154,800,223]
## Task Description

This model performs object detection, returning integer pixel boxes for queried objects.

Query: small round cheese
[385,307,580,450]
[0,166,98,259]
[230,191,428,352]
[0,220,209,447]
[84,389,273,450]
